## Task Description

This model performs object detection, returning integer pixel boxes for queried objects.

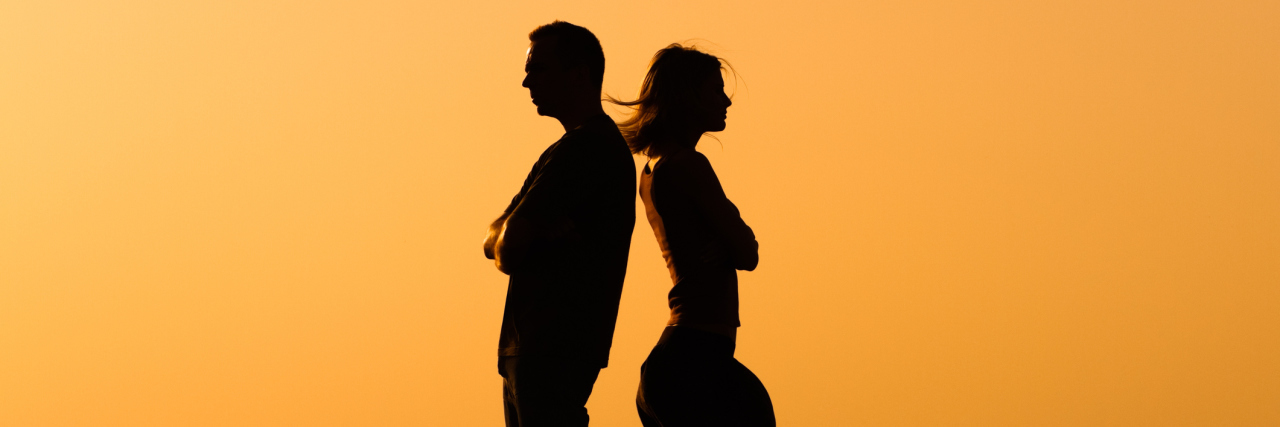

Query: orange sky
[3,1,1278,426]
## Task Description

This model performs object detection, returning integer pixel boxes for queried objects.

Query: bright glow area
[2,1,1277,426]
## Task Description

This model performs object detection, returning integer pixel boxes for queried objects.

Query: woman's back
[621,43,776,427]
[640,147,758,329]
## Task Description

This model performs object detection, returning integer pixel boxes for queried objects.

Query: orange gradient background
[3,1,1278,426]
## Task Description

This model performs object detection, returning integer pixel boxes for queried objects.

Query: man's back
[498,113,635,367]
[487,20,630,427]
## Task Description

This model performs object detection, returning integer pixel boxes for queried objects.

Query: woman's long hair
[607,44,736,158]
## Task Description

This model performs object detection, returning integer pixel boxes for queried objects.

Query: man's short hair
[529,21,605,88]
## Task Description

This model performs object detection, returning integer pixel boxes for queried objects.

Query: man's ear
[569,64,591,83]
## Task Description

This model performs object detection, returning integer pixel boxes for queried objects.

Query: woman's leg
[637,327,723,426]
[636,344,663,427]
[724,358,776,427]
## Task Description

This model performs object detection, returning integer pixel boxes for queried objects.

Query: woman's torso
[640,148,756,337]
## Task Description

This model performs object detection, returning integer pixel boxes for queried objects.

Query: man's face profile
[521,39,570,118]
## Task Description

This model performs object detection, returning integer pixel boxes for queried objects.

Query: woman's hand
[697,241,730,267]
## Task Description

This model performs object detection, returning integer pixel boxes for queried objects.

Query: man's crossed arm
[483,212,579,275]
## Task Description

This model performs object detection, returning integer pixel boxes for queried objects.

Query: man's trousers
[500,355,602,427]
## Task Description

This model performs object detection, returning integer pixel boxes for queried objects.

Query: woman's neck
[672,129,703,150]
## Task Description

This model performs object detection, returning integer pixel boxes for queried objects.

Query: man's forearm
[482,212,510,260]
[492,213,579,274]
[493,214,532,275]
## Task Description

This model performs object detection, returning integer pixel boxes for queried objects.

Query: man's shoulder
[569,114,624,139]
[556,123,628,161]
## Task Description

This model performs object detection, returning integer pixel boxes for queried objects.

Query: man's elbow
[483,214,509,260]
[494,240,521,275]
[494,215,533,274]
[494,255,513,275]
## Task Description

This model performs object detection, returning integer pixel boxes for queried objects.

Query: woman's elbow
[735,243,759,271]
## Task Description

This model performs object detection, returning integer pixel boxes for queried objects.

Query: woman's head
[610,44,735,157]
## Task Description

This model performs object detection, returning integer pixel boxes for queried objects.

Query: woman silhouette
[611,44,775,427]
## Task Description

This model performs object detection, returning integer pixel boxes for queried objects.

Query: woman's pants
[636,326,776,427]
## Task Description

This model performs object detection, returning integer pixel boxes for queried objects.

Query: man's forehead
[526,38,560,62]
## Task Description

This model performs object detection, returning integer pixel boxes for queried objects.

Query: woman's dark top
[639,147,758,328]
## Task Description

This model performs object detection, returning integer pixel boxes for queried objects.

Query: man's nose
[522,74,531,88]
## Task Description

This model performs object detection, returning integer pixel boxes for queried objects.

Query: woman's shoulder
[657,148,713,171]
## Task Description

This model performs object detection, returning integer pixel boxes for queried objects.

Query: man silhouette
[482,21,635,427]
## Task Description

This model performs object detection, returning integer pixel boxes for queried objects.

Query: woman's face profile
[691,71,732,133]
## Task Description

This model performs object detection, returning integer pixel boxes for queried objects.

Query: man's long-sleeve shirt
[498,114,635,367]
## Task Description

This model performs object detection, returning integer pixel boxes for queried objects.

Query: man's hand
[482,213,509,260]
[494,214,533,275]
[493,214,581,275]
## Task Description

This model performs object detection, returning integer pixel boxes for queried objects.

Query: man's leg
[500,357,521,427]
[501,355,601,427]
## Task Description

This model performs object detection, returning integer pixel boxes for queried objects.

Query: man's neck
[555,104,606,132]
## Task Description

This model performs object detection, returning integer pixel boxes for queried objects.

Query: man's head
[522,21,605,119]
